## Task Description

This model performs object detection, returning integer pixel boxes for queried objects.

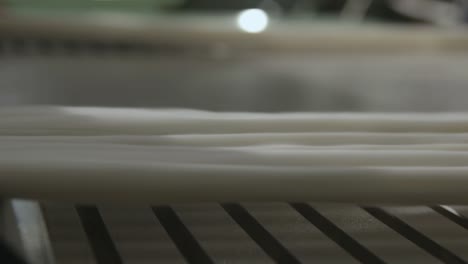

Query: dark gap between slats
[363,207,466,264]
[432,205,468,230]
[75,205,123,264]
[0,239,27,264]
[291,203,385,264]
[221,203,301,264]
[152,206,214,264]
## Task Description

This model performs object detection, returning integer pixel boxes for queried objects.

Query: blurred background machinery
[4,0,468,24]
[1,0,468,111]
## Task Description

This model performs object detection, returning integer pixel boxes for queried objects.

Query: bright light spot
[440,205,461,217]
[237,9,269,33]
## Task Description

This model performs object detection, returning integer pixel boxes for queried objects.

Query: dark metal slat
[152,206,214,264]
[432,206,468,230]
[291,203,385,264]
[363,207,466,264]
[222,203,301,264]
[75,205,123,264]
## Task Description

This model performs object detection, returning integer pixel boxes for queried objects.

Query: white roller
[3,106,468,204]
[5,143,468,167]
[3,106,468,134]
[8,132,468,147]
[0,161,468,204]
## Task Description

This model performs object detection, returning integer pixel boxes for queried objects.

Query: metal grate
[40,203,468,264]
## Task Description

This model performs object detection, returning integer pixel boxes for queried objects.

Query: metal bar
[431,205,468,230]
[363,207,466,264]
[152,206,214,264]
[291,203,384,264]
[222,203,300,264]
[76,205,122,264]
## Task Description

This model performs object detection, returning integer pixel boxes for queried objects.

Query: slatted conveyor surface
[40,203,468,264]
